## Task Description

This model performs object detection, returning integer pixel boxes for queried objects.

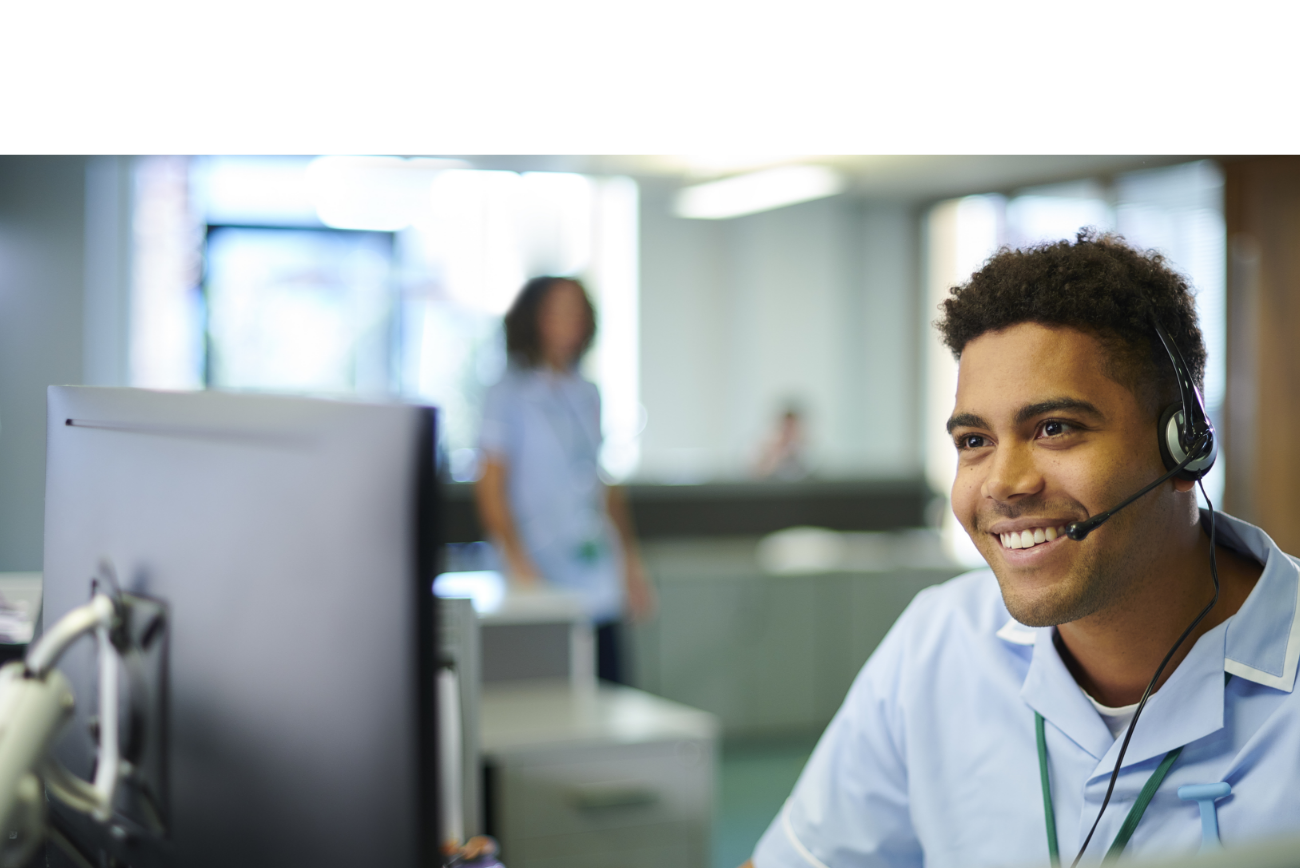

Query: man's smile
[994,523,1068,550]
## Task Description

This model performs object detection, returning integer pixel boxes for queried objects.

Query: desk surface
[480,682,718,755]
[0,572,41,645]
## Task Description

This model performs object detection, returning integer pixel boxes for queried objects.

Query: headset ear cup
[1157,403,1183,473]
[1158,402,1216,482]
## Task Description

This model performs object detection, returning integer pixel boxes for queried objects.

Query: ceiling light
[674,154,801,177]
[674,165,846,220]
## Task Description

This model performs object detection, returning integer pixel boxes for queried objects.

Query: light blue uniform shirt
[479,366,624,622]
[754,511,1300,867]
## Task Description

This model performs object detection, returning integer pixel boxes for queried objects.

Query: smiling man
[746,232,1300,868]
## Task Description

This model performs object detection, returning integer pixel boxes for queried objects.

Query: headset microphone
[1063,319,1216,543]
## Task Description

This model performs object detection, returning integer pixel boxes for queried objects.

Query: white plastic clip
[25,593,122,822]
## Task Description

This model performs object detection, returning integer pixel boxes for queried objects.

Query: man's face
[948,322,1166,627]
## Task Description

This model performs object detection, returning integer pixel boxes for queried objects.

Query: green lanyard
[1036,712,1183,865]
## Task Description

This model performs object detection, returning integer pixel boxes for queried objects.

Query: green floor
[714,734,820,868]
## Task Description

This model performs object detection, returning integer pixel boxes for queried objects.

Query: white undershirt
[1085,691,1141,739]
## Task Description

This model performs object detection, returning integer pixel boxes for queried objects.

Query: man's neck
[1055,521,1262,707]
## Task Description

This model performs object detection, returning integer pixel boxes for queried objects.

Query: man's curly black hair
[935,229,1207,417]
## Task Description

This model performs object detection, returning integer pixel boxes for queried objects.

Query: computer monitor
[41,386,441,868]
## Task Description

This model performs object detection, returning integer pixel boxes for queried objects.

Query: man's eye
[1039,420,1071,438]
[955,434,986,450]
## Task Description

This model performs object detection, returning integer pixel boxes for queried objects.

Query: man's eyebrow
[1015,397,1104,426]
[946,413,988,434]
[946,399,1103,434]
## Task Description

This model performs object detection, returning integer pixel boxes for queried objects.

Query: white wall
[857,203,922,476]
[83,156,135,388]
[637,190,923,482]
[0,157,132,571]
[0,158,89,570]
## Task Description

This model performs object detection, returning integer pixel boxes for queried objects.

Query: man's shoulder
[881,567,1023,666]
[906,567,1008,628]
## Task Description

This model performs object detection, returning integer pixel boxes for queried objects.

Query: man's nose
[982,442,1044,503]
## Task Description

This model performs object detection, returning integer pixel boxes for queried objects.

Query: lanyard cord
[1040,669,1232,864]
[1037,714,1061,866]
[1047,485,1221,866]
[1038,712,1183,865]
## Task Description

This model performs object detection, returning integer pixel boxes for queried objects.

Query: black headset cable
[1069,480,1221,868]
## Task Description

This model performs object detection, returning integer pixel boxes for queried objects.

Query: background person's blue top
[479,366,624,622]
[753,511,1300,867]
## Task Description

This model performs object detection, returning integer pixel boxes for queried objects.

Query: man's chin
[1002,597,1068,628]
[973,521,1120,628]
[994,574,1084,628]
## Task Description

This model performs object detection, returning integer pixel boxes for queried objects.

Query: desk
[481,682,718,868]
[0,572,41,664]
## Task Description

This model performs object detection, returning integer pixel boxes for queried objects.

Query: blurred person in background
[475,276,654,685]
[755,403,811,480]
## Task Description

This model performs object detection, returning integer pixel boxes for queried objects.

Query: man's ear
[1172,477,1197,493]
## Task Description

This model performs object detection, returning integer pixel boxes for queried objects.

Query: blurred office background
[3,154,1299,866]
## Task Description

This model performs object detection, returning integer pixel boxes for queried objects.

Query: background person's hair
[935,229,1207,416]
[504,276,597,368]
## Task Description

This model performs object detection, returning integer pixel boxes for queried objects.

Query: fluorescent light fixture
[674,164,846,220]
[306,155,470,232]
[676,154,801,177]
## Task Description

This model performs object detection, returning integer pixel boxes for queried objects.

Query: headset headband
[1151,317,1212,452]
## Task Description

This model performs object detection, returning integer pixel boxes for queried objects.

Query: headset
[1058,315,1222,867]
[1064,317,1216,541]
[1153,321,1218,482]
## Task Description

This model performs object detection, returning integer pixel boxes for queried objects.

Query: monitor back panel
[43,387,437,868]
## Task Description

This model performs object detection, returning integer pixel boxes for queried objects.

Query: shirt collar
[1018,616,1233,770]
[1020,627,1115,759]
[1217,511,1300,690]
[1000,509,1300,767]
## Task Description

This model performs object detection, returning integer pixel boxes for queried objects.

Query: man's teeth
[999,526,1066,549]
